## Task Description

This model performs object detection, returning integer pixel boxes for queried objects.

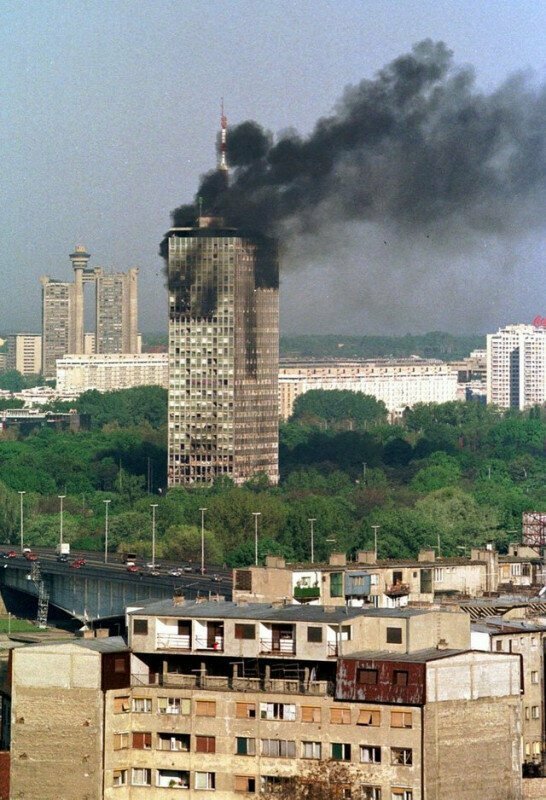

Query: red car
[126,564,140,574]
[24,552,38,561]
[70,559,84,569]
[6,551,17,559]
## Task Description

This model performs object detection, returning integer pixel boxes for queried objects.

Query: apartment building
[472,617,546,775]
[487,324,546,410]
[233,547,542,610]
[55,353,169,397]
[278,358,458,420]
[2,600,522,800]
[5,334,42,376]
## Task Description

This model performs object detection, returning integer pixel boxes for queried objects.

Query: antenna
[219,98,228,172]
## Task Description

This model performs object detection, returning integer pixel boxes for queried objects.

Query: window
[262,776,290,792]
[196,735,216,753]
[236,703,256,719]
[525,707,530,720]
[358,668,378,685]
[113,695,130,714]
[234,775,256,793]
[532,706,540,719]
[261,739,296,758]
[391,711,412,729]
[259,702,296,721]
[392,790,412,800]
[301,705,321,722]
[196,700,216,717]
[391,747,413,765]
[332,742,351,761]
[302,741,321,759]
[330,572,343,597]
[236,737,256,756]
[495,640,503,652]
[114,657,126,673]
[531,671,539,684]
[307,626,323,643]
[158,733,190,752]
[362,788,382,800]
[361,746,381,764]
[113,769,127,787]
[330,707,351,724]
[113,732,129,750]
[534,742,542,756]
[393,670,409,687]
[434,568,444,582]
[158,697,190,715]
[132,697,152,713]
[133,619,148,635]
[386,627,402,644]
[195,772,216,790]
[132,731,152,749]
[131,768,151,786]
[341,625,352,641]
[358,709,380,726]
[235,624,256,640]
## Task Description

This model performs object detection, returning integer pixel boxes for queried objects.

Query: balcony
[294,585,320,601]
[194,636,224,652]
[385,582,410,598]
[132,673,334,696]
[327,642,339,657]
[156,634,191,651]
[259,638,295,655]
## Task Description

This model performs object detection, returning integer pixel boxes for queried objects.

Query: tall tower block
[69,245,91,354]
[167,217,279,486]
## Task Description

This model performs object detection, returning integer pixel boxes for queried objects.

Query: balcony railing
[259,638,295,655]
[131,672,334,696]
[294,586,320,601]
[385,582,410,598]
[194,636,224,652]
[156,634,191,650]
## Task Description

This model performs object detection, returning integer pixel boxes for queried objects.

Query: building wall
[5,335,42,375]
[487,324,546,410]
[55,353,169,396]
[9,644,104,800]
[95,268,139,354]
[167,224,279,487]
[40,277,76,379]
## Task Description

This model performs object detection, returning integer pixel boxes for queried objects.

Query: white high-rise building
[486,324,546,410]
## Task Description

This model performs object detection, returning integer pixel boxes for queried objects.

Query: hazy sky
[2,0,546,335]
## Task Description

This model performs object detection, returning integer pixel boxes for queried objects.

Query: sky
[2,0,546,336]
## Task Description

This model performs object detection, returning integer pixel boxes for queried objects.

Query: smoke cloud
[163,40,546,333]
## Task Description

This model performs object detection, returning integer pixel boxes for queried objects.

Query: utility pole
[199,507,207,575]
[252,512,261,566]
[372,524,380,560]
[308,518,316,564]
[58,495,66,551]
[103,499,111,564]
[18,491,25,552]
[150,504,158,568]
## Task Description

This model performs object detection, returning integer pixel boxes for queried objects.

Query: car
[146,569,160,577]
[126,564,140,573]
[22,546,31,554]
[169,569,182,577]
[70,560,83,569]
[6,551,17,559]
[146,563,161,569]
[24,552,38,561]
[183,565,193,573]
[211,574,220,582]
[56,554,69,563]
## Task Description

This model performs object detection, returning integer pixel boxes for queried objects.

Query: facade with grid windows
[167,217,279,486]
[487,324,546,410]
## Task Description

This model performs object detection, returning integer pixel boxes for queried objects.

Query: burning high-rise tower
[166,216,279,486]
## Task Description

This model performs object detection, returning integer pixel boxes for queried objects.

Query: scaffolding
[30,562,49,629]
[522,513,546,550]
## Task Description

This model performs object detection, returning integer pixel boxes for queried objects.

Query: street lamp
[58,495,66,551]
[150,504,158,568]
[308,518,316,564]
[252,512,261,566]
[199,508,207,575]
[18,491,25,552]
[103,500,111,564]
[371,524,380,560]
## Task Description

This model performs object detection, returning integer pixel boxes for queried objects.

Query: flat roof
[128,600,434,623]
[338,648,467,663]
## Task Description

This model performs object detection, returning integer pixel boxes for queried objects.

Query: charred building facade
[167,217,279,486]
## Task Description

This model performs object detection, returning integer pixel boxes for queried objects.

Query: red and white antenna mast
[219,98,228,172]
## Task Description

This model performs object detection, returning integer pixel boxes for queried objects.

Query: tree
[261,760,356,799]
[163,524,224,564]
[291,390,387,429]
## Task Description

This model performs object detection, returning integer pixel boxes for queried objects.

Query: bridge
[0,551,232,624]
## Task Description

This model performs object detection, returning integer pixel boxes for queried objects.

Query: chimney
[265,555,285,569]
[329,552,347,567]
[173,593,185,606]
[437,637,449,650]
[356,550,377,565]
[418,548,436,562]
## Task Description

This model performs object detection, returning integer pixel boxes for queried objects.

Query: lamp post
[18,491,25,552]
[252,512,261,566]
[371,524,380,560]
[103,499,111,564]
[150,504,158,569]
[58,495,66,551]
[308,518,316,564]
[199,507,207,575]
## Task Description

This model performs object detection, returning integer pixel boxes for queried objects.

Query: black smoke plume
[161,40,546,332]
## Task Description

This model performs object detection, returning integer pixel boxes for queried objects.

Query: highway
[0,547,233,601]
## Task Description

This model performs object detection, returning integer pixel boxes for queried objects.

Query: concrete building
[1,601,523,800]
[278,358,458,421]
[40,276,76,379]
[95,268,139,354]
[167,217,279,486]
[5,334,42,376]
[41,246,140,379]
[55,353,169,397]
[487,324,546,410]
